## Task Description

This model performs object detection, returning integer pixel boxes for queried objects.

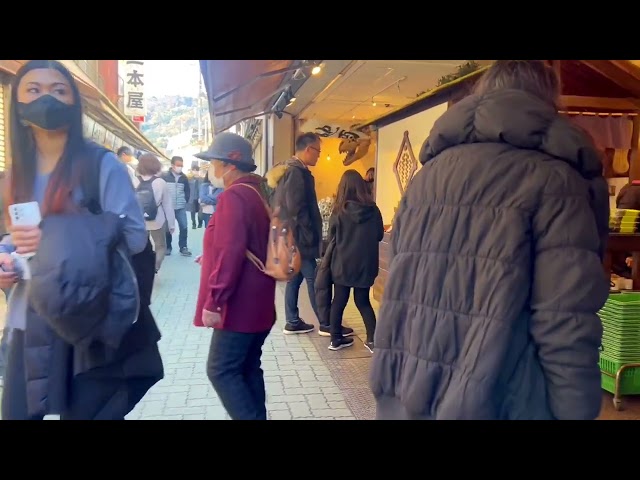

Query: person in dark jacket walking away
[326,170,384,352]
[267,133,353,337]
[162,156,191,256]
[370,60,609,420]
[193,132,276,420]
[0,60,163,420]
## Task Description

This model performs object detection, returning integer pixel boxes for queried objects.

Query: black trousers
[329,284,377,342]
[207,328,271,420]
[1,330,161,420]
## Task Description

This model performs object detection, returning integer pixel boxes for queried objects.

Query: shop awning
[0,60,164,159]
[199,60,298,134]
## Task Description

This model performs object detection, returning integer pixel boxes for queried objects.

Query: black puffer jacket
[29,211,138,352]
[370,89,609,420]
[329,202,384,288]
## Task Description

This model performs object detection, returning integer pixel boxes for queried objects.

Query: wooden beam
[560,95,640,111]
[0,60,25,76]
[580,60,640,98]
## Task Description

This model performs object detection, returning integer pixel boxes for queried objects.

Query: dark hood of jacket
[371,88,608,421]
[343,201,376,224]
[420,88,603,181]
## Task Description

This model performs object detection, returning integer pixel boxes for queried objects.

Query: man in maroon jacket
[193,132,276,420]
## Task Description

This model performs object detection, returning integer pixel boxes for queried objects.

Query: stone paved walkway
[125,227,356,420]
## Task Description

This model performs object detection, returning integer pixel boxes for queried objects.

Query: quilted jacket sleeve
[529,172,609,420]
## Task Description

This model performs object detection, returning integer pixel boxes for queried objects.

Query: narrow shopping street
[2,227,636,420]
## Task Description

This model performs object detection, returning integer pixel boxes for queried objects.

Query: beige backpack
[231,183,301,282]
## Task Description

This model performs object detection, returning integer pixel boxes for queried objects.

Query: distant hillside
[141,95,204,151]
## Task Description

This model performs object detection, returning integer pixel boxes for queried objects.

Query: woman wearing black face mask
[0,60,164,420]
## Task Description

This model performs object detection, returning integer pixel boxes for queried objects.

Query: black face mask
[17,94,77,131]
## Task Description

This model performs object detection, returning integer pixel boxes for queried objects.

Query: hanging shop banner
[123,60,147,117]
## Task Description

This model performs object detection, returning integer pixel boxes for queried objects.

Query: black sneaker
[364,341,374,353]
[166,249,172,256]
[329,337,354,351]
[283,320,315,335]
[318,325,355,337]
[180,247,192,257]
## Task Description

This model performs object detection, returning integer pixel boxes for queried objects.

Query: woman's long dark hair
[6,60,86,217]
[333,169,373,215]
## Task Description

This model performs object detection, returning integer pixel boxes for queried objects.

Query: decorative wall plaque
[393,130,418,194]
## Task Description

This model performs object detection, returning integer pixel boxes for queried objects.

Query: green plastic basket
[599,353,640,395]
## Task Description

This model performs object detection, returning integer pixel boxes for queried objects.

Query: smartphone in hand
[8,201,42,227]
[8,202,42,259]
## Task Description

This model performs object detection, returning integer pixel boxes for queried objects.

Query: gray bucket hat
[194,132,257,172]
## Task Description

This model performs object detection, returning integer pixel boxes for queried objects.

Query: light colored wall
[376,102,448,224]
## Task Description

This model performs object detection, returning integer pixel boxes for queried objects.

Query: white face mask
[173,166,183,174]
[211,168,228,189]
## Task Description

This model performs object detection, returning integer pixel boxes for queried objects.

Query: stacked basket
[598,293,640,396]
[609,208,640,233]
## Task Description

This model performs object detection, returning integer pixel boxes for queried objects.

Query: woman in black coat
[326,170,384,352]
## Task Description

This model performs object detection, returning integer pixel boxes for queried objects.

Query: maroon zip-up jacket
[193,175,276,333]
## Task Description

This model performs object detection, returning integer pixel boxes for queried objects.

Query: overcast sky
[144,60,201,98]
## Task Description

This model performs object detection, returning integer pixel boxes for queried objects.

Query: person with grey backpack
[134,154,176,274]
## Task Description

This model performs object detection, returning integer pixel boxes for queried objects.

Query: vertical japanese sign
[123,60,146,118]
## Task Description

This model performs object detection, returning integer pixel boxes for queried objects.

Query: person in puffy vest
[161,156,191,257]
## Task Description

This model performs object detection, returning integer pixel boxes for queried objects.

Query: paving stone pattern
[126,227,356,420]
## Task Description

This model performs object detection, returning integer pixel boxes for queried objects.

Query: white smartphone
[8,201,42,227]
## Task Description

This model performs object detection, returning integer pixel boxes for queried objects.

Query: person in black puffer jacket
[317,170,383,353]
[370,60,609,421]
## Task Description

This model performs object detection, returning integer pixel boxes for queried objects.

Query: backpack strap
[81,144,112,215]
[230,183,271,217]
[227,183,272,273]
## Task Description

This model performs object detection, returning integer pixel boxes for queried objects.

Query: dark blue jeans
[284,257,321,326]
[207,328,270,420]
[165,208,188,251]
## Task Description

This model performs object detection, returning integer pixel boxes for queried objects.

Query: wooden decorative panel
[393,130,418,194]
